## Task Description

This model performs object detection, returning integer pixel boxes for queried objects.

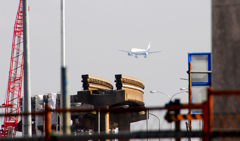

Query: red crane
[0,0,24,136]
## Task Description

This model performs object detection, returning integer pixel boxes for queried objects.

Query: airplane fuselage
[119,42,160,58]
[128,48,149,58]
[130,48,148,56]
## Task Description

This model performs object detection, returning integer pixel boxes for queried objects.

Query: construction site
[0,0,240,141]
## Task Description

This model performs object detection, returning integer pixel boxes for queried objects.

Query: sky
[0,0,211,135]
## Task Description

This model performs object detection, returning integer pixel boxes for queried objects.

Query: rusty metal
[1,89,240,141]
[208,87,213,133]
[188,62,192,131]
[207,87,240,141]
[202,99,210,141]
[45,105,51,141]
[0,111,45,117]
[208,87,240,95]
[0,104,206,118]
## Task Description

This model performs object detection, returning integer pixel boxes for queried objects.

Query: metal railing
[0,88,240,140]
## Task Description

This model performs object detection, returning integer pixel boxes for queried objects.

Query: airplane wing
[148,51,162,54]
[119,50,129,53]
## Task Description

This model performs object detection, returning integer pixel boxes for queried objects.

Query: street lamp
[144,110,161,141]
[150,90,188,141]
[149,112,160,141]
[180,87,188,91]
[150,90,188,101]
[180,78,189,81]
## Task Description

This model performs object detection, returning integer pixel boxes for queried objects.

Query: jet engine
[128,52,132,56]
[144,52,148,58]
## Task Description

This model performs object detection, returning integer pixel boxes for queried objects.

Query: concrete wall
[212,0,240,90]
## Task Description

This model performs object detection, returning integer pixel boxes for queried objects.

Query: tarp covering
[48,93,57,125]
[35,93,58,135]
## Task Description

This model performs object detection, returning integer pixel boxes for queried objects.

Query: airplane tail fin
[147,42,151,51]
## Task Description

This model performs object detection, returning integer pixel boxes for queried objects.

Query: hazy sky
[0,0,211,133]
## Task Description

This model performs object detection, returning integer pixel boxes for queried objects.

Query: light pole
[150,90,188,141]
[180,87,188,91]
[149,112,160,141]
[180,78,189,81]
[150,90,188,101]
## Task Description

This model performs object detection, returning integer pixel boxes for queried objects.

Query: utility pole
[23,0,32,137]
[61,0,71,134]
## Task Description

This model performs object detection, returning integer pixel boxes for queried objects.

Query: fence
[208,88,240,141]
[0,104,205,141]
[0,88,240,141]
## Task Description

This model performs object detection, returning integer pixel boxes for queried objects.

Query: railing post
[188,62,192,131]
[45,105,51,141]
[202,88,212,141]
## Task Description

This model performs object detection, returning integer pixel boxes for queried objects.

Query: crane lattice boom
[0,0,24,137]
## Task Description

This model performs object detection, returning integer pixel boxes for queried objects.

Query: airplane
[119,42,161,58]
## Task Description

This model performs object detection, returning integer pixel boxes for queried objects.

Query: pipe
[61,0,71,134]
[23,0,32,137]
[45,105,51,141]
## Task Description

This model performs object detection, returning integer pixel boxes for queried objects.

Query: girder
[0,0,24,137]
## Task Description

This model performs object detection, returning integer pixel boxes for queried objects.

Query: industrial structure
[0,0,24,137]
[16,74,147,138]
[1,0,240,140]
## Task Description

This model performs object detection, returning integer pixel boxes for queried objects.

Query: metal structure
[60,0,71,134]
[188,52,211,113]
[23,0,32,136]
[0,0,24,136]
[0,88,239,140]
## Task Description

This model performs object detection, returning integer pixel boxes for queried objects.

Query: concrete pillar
[118,112,131,141]
[93,107,110,141]
[100,112,109,141]
[99,112,109,133]
[212,0,240,89]
[212,0,240,133]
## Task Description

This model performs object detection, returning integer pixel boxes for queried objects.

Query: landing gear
[144,55,147,58]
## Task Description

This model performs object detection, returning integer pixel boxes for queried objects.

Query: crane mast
[0,0,24,136]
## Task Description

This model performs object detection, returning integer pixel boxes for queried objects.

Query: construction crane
[0,0,24,136]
